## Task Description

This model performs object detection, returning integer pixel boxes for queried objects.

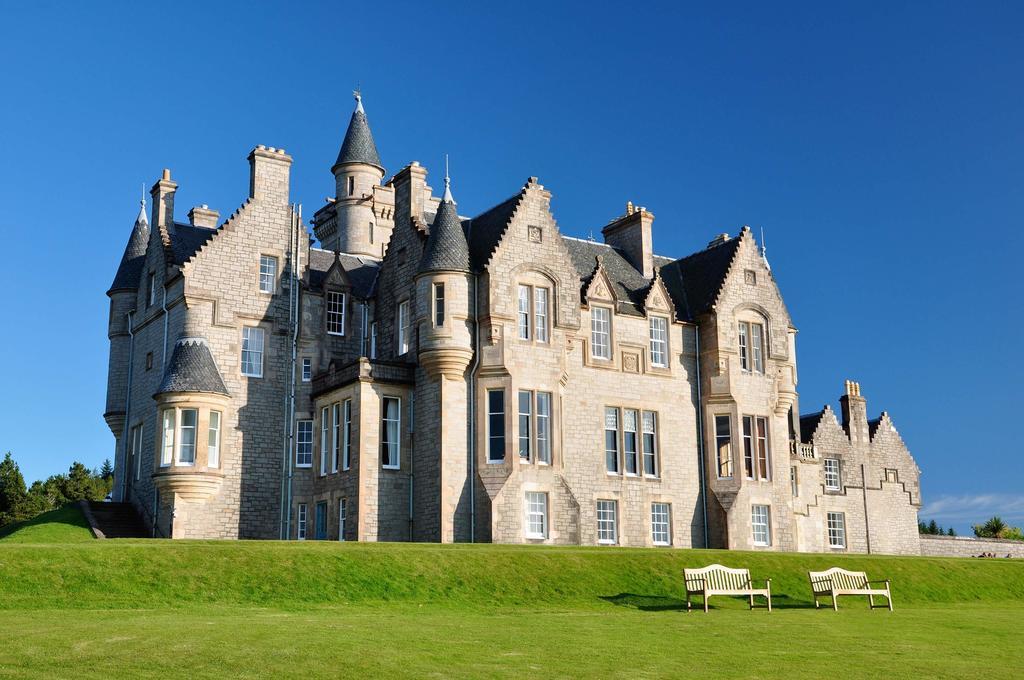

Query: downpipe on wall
[118,311,135,502]
[280,205,301,539]
[467,273,480,542]
[694,325,709,549]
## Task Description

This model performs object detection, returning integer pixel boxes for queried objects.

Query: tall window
[147,272,156,308]
[824,458,841,490]
[208,411,221,468]
[347,176,354,197]
[525,492,548,539]
[651,503,671,546]
[331,403,341,473]
[433,283,445,327]
[302,358,312,382]
[715,415,733,478]
[487,389,505,462]
[604,407,620,474]
[518,285,531,339]
[327,291,346,335]
[160,410,174,467]
[642,411,657,476]
[534,287,549,343]
[297,503,307,540]
[755,417,769,479]
[397,301,410,355]
[342,399,352,471]
[338,498,347,541]
[130,423,143,481]
[827,511,846,548]
[322,406,331,474]
[623,409,639,475]
[739,321,765,373]
[370,322,378,359]
[751,505,771,546]
[259,255,277,293]
[591,307,611,359]
[381,397,401,469]
[296,420,313,469]
[597,500,618,544]
[649,316,668,367]
[241,327,264,377]
[178,409,197,465]
[536,392,551,465]
[518,390,532,461]
[791,466,798,497]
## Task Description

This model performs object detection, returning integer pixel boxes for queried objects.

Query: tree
[927,519,939,535]
[1002,526,1024,541]
[974,516,1007,538]
[0,452,28,526]
[100,459,114,481]
[947,527,956,537]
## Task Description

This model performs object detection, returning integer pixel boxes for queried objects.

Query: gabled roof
[562,237,654,316]
[333,97,383,172]
[420,187,470,273]
[108,203,150,293]
[464,190,524,271]
[157,338,229,396]
[171,222,217,266]
[308,248,380,299]
[799,410,826,443]
[658,234,742,321]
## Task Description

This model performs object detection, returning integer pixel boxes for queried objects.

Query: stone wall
[919,535,1024,558]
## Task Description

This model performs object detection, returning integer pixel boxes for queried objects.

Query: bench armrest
[864,579,890,586]
[748,578,771,588]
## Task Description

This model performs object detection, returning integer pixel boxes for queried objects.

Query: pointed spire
[419,160,470,273]
[759,226,771,271]
[136,185,149,226]
[108,191,152,293]
[333,90,383,173]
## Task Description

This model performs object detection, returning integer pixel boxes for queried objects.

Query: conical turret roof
[333,92,383,172]
[419,167,470,273]
[108,198,150,293]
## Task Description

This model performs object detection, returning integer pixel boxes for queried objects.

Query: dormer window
[591,307,612,360]
[649,316,668,367]
[326,291,346,335]
[738,321,765,373]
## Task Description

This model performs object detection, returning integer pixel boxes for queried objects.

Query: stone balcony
[790,440,817,460]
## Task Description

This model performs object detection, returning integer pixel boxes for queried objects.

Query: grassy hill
[1,518,1023,678]
[0,504,94,543]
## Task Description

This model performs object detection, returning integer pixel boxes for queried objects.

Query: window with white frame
[536,392,551,465]
[487,389,505,462]
[525,491,548,539]
[534,287,549,343]
[160,409,174,467]
[381,396,401,469]
[827,511,846,548]
[715,414,733,478]
[370,322,378,359]
[338,498,347,541]
[321,406,330,473]
[651,503,671,545]
[297,503,307,540]
[516,284,550,342]
[433,283,445,327]
[342,399,352,470]
[147,272,156,308]
[739,321,765,373]
[824,458,841,490]
[131,423,143,480]
[623,409,639,475]
[649,316,668,367]
[331,403,340,473]
[751,505,772,546]
[604,407,620,474]
[518,390,532,461]
[597,500,618,544]
[208,411,221,469]
[518,285,530,339]
[241,327,264,377]
[642,411,657,476]
[302,357,312,382]
[742,415,771,480]
[177,409,197,465]
[591,307,611,359]
[790,466,798,497]
[397,301,410,355]
[326,291,346,335]
[259,255,277,294]
[293,419,312,469]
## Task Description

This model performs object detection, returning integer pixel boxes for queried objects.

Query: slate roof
[171,222,217,266]
[109,205,150,292]
[333,107,382,171]
[658,234,742,321]
[157,338,229,396]
[799,410,826,443]
[868,417,882,440]
[464,191,523,271]
[308,248,381,299]
[420,197,470,273]
[561,237,654,316]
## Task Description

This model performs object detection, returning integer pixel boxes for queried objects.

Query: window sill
[382,465,401,471]
[327,331,345,337]
[486,459,505,465]
[598,540,617,546]
[525,534,547,541]
[242,374,263,379]
[295,464,312,469]
[653,541,670,547]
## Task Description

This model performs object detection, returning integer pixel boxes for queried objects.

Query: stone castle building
[104,95,922,553]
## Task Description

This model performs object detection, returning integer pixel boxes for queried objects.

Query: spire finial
[442,154,454,203]
[353,87,363,113]
[760,226,770,271]
[140,183,146,209]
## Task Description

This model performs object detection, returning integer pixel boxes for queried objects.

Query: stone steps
[84,501,150,539]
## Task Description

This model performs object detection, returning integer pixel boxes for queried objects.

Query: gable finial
[353,86,363,113]
[760,226,771,271]
[442,154,454,203]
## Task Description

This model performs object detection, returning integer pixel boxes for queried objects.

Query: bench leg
[868,593,874,609]
[766,591,772,613]
[887,590,893,612]
[814,594,820,609]
[686,591,691,612]
[832,593,838,612]
[749,592,754,610]
[704,593,709,613]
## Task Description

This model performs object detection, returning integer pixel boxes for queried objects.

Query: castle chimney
[707,233,730,249]
[150,168,177,233]
[602,202,655,278]
[839,380,870,444]
[248,145,292,205]
[392,161,429,228]
[187,204,219,229]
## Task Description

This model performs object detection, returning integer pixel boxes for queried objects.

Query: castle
[104,94,922,553]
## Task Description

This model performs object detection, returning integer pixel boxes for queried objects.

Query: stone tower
[316,92,391,257]
[415,168,474,542]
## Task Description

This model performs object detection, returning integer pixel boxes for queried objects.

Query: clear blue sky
[1,2,1021,532]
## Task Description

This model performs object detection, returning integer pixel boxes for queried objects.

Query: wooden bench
[684,564,772,612]
[808,567,893,611]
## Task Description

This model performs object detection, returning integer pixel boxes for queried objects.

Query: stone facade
[919,535,1024,558]
[104,97,923,553]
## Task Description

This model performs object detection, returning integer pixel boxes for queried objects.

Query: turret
[318,91,389,257]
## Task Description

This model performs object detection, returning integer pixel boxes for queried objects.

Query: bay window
[487,389,505,462]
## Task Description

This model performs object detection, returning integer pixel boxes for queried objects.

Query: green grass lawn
[1,526,1022,678]
[0,504,94,543]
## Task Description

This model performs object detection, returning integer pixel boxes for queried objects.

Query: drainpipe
[467,273,480,542]
[861,463,871,554]
[694,325,709,549]
[161,285,170,369]
[119,310,135,502]
[360,303,368,356]
[280,206,302,539]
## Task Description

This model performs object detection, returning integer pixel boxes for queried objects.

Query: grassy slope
[0,505,93,543]
[1,538,1022,678]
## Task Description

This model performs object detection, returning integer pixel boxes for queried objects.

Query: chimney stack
[839,380,870,444]
[150,168,177,232]
[187,204,219,229]
[602,201,655,278]
[248,145,293,205]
